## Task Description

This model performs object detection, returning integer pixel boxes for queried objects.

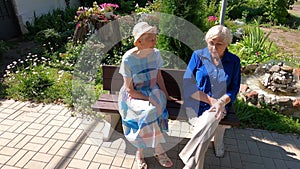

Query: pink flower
[100,3,119,12]
[255,52,259,56]
[208,16,218,22]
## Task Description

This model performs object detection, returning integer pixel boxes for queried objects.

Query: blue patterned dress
[118,47,169,148]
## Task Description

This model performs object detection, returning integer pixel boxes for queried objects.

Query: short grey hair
[205,25,232,46]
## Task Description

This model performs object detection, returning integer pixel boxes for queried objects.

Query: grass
[234,99,300,135]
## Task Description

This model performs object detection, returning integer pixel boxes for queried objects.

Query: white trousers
[179,109,219,169]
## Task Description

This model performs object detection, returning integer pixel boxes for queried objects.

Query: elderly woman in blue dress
[179,25,241,169]
[118,22,173,169]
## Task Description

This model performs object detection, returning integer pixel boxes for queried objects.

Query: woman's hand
[207,99,226,121]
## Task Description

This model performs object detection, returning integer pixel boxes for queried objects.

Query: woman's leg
[136,148,147,169]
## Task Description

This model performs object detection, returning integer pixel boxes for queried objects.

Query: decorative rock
[281,65,293,73]
[270,65,280,72]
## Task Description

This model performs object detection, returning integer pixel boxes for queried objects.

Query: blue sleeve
[226,57,241,104]
[183,51,200,107]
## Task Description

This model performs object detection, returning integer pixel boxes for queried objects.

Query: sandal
[154,153,173,168]
[136,158,147,169]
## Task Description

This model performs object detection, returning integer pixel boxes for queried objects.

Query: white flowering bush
[3,53,73,104]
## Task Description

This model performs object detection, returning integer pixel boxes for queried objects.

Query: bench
[92,65,240,157]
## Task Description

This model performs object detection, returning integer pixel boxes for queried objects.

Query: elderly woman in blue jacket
[180,25,241,169]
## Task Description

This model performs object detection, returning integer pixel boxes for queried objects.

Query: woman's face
[139,33,157,49]
[207,36,227,58]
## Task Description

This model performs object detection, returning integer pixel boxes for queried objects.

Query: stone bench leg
[213,124,231,157]
[102,113,120,141]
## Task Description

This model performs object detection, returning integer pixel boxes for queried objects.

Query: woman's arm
[123,77,149,101]
[191,91,217,106]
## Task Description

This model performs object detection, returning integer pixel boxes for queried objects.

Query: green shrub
[25,8,76,35]
[227,0,295,25]
[157,0,208,64]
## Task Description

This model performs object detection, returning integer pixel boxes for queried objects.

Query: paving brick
[0,147,18,156]
[22,128,40,136]
[68,158,90,169]
[41,114,56,125]
[58,127,75,134]
[121,154,135,168]
[27,120,46,129]
[32,152,53,163]
[99,164,110,169]
[237,140,249,154]
[23,142,43,152]
[48,140,65,155]
[34,113,50,124]
[229,152,243,169]
[0,119,16,126]
[83,145,99,161]
[112,155,125,167]
[56,147,77,157]
[260,149,283,159]
[240,154,263,164]
[68,129,84,142]
[43,156,63,169]
[74,144,90,159]
[0,154,11,165]
[14,122,30,134]
[38,104,52,114]
[6,150,28,166]
[30,136,49,145]
[44,126,60,138]
[247,140,260,155]
[0,132,17,140]
[36,125,52,137]
[52,132,71,141]
[1,165,20,169]
[6,134,26,147]
[14,135,33,149]
[93,154,114,165]
[14,151,36,168]
[62,117,77,128]
[40,139,57,153]
[0,125,10,132]
[48,119,66,126]
[285,160,300,169]
[0,137,11,146]
[89,162,101,169]
[262,157,276,169]
[243,162,265,169]
[25,160,47,169]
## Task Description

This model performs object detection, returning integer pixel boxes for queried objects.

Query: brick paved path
[0,99,299,169]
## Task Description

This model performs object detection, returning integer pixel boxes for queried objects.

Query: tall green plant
[230,22,275,66]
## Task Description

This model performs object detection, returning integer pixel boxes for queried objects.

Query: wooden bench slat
[92,93,239,126]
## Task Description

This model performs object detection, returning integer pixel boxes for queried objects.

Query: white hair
[205,25,232,46]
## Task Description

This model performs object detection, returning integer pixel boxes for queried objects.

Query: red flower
[208,16,218,22]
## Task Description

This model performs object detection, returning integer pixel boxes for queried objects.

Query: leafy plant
[157,0,208,64]
[229,21,276,66]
